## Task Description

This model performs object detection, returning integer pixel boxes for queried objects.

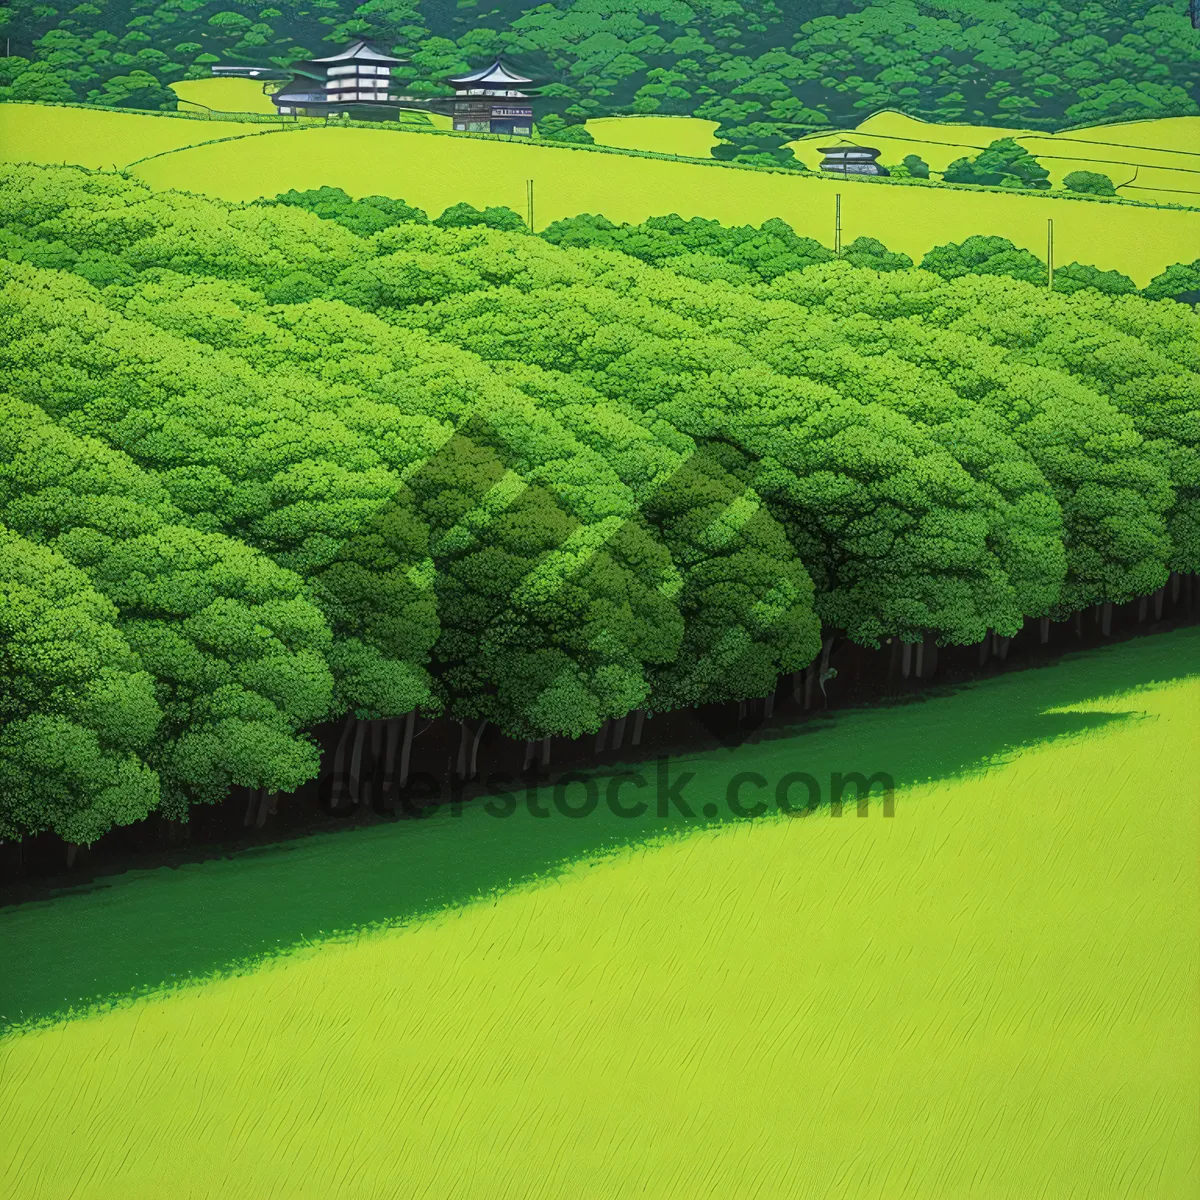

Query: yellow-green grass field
[787,110,1200,207]
[587,113,720,157]
[171,76,281,115]
[3,103,1196,284]
[1,631,1198,1198]
[584,110,1200,207]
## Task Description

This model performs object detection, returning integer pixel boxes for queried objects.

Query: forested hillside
[1,161,1197,846]
[2,1,1199,164]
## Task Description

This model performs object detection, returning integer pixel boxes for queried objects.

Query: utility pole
[526,179,534,234]
[1047,218,1054,290]
[834,193,842,256]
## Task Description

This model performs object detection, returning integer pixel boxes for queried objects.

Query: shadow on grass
[1,626,1197,1032]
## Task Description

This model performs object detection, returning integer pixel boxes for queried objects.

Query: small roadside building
[445,59,536,136]
[267,40,411,119]
[819,146,889,176]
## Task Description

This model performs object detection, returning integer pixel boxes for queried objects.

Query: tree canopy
[0,161,1196,842]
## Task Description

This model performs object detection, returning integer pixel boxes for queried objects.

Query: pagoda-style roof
[446,58,533,87]
[310,39,406,66]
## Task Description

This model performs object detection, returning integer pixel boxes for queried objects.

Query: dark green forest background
[3,2,1200,162]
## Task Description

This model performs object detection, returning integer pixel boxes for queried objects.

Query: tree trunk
[978,633,990,667]
[327,713,356,811]
[1039,616,1051,644]
[523,740,537,772]
[540,736,552,767]
[1170,571,1180,604]
[594,720,609,754]
[1101,601,1112,637]
[379,718,401,802]
[1153,587,1165,621]
[737,700,747,721]
[803,661,817,709]
[1137,595,1147,622]
[362,720,383,807]
[255,788,276,829]
[631,709,646,747]
[611,714,627,751]
[763,690,775,720]
[456,720,470,781]
[243,786,259,827]
[348,718,369,805]
[1074,611,1082,638]
[791,670,804,703]
[901,641,912,678]
[469,719,488,780]
[997,635,1010,661]
[399,709,415,789]
[66,842,78,870]
[916,633,936,681]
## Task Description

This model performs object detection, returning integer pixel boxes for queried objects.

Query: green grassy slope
[1,630,1197,1197]
[2,104,1197,285]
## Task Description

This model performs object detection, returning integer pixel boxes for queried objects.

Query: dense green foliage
[0,161,1196,843]
[943,137,1051,189]
[1063,168,1117,195]
[2,1,1198,156]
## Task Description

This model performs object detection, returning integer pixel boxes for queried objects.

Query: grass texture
[787,111,1200,208]
[1,630,1197,1198]
[170,77,281,116]
[0,103,1196,284]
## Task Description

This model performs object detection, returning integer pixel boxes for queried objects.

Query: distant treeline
[1,162,1198,846]
[268,183,1200,299]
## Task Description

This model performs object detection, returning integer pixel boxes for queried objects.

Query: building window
[328,65,356,77]
[513,125,530,135]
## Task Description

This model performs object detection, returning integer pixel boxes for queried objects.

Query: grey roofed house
[818,145,890,176]
[265,38,412,119]
[446,57,537,137]
[310,40,407,65]
[446,59,534,90]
